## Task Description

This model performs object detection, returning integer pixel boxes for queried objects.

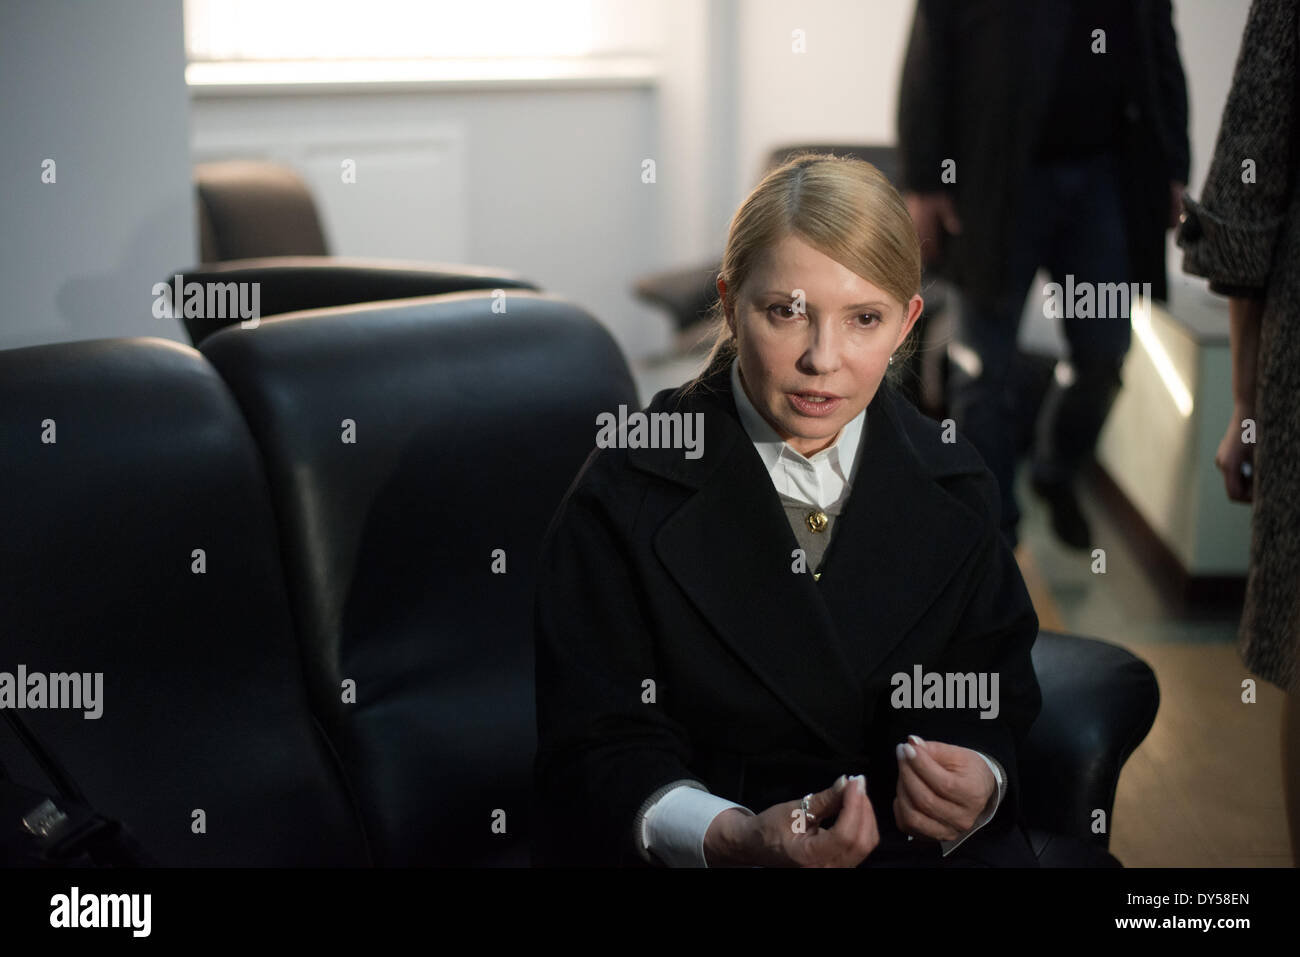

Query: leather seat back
[0,338,370,865]
[170,258,539,345]
[200,291,638,864]
[196,160,329,261]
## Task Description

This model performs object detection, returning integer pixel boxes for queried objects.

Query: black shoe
[1029,474,1092,550]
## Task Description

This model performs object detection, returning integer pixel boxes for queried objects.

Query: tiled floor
[1013,468,1293,868]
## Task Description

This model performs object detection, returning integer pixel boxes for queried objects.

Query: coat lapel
[629,363,986,759]
[813,383,986,685]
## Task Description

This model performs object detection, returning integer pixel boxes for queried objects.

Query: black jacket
[533,364,1042,867]
[898,0,1190,305]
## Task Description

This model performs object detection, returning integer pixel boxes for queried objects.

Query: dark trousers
[948,151,1133,549]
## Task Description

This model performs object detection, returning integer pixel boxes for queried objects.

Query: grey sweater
[777,491,844,580]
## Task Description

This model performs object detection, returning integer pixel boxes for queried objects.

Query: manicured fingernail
[854,774,866,794]
[908,734,925,747]
[903,743,917,759]
[835,774,848,791]
[895,743,906,760]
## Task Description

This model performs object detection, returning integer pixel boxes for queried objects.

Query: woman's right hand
[703,774,879,867]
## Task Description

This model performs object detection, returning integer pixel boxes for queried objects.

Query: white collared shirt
[637,358,1006,866]
[727,354,867,511]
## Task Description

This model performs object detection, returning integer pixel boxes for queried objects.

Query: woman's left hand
[893,735,995,841]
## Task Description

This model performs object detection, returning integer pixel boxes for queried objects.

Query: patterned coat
[1178,0,1300,693]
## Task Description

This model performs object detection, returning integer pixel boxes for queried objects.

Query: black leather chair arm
[1021,631,1160,849]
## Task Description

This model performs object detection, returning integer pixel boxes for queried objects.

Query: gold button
[806,510,829,533]
[812,571,822,581]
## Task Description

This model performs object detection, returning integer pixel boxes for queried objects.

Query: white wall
[657,0,740,263]
[1176,0,1255,205]
[735,0,915,195]
[0,0,195,351]
[1169,0,1255,303]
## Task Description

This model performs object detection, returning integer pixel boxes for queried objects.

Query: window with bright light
[183,0,659,62]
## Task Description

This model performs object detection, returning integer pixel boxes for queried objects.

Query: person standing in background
[898,0,1189,551]
[1178,0,1300,864]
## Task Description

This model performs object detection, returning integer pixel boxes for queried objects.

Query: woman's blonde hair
[684,151,922,395]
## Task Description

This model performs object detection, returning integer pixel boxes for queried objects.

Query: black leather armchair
[1021,632,1159,863]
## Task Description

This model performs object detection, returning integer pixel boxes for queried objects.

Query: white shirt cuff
[939,750,1005,856]
[642,784,755,867]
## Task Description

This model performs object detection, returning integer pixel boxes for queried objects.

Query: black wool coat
[533,363,1043,867]
[898,0,1190,305]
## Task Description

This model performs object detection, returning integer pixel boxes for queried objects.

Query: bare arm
[1228,295,1264,416]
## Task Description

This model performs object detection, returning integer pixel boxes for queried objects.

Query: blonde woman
[534,154,1044,867]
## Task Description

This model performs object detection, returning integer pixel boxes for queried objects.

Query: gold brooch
[806,510,829,533]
